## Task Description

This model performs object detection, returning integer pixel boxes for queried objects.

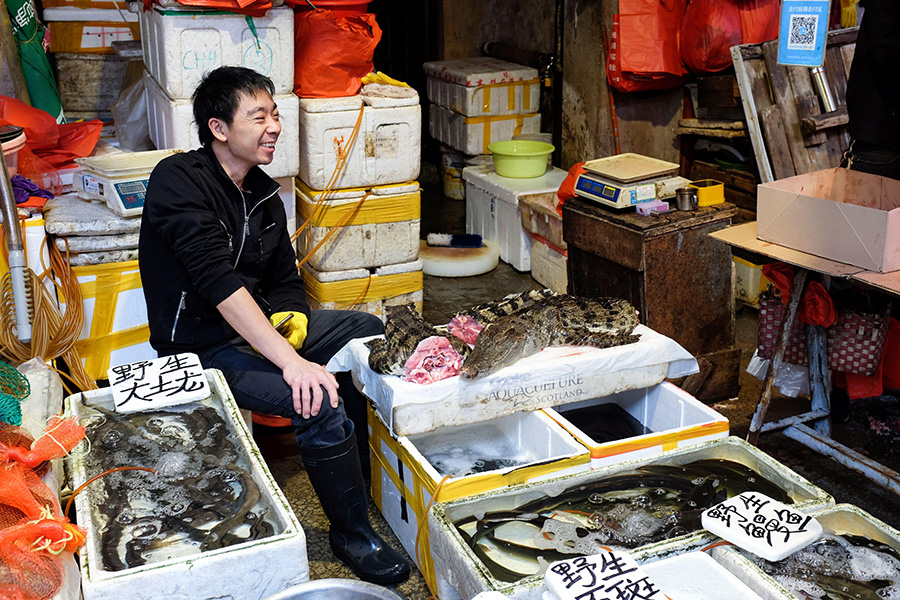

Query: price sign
[107,353,210,413]
[701,491,823,562]
[777,0,831,67]
[545,550,665,600]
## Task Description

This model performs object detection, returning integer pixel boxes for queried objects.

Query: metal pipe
[0,148,31,343]
[810,66,837,113]
[783,423,900,496]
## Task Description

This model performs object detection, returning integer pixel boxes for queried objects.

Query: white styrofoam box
[298,92,421,190]
[428,437,834,600]
[641,552,766,600]
[138,5,293,98]
[545,382,729,469]
[144,71,300,179]
[423,57,540,117]
[275,176,296,235]
[464,165,568,272]
[430,103,541,156]
[369,404,589,595]
[295,179,420,271]
[300,258,423,321]
[529,237,567,293]
[710,504,900,600]
[66,370,309,600]
[329,324,700,437]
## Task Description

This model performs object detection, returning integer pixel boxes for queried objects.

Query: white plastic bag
[746,349,811,398]
[111,74,153,151]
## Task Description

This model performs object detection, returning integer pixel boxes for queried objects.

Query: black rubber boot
[301,427,410,585]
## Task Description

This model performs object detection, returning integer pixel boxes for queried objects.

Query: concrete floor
[256,162,900,599]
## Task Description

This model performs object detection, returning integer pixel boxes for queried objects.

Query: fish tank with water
[65,370,307,600]
[428,437,834,600]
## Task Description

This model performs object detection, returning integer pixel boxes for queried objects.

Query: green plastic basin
[488,140,554,178]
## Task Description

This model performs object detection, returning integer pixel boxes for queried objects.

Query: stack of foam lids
[423,57,542,156]
[49,150,177,266]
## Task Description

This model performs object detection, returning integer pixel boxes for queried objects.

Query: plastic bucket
[1,126,26,178]
[488,140,554,178]
[296,0,370,16]
[262,579,402,600]
[440,146,465,199]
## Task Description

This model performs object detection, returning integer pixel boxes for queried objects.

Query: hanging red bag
[738,0,780,44]
[293,10,382,98]
[680,0,743,73]
[607,15,684,93]
[619,0,687,77]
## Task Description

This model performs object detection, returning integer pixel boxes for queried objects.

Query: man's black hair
[192,66,276,147]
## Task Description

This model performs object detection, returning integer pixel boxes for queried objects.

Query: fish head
[459,320,540,380]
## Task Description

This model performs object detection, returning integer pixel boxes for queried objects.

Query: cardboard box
[528,235,567,293]
[368,403,589,596]
[757,168,900,273]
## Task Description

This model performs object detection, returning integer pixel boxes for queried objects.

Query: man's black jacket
[139,145,309,356]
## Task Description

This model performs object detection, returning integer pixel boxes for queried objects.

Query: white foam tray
[66,370,309,600]
[144,71,299,179]
[298,93,421,190]
[138,5,293,98]
[464,165,568,272]
[429,103,541,156]
[328,324,699,436]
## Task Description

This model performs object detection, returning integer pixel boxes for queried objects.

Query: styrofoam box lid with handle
[298,88,419,114]
[328,324,699,436]
[423,57,538,86]
[462,165,568,207]
[642,552,767,600]
[702,491,824,562]
[544,550,658,600]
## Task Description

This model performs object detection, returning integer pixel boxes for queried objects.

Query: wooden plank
[826,27,859,47]
[762,41,813,174]
[697,75,740,108]
[801,107,849,134]
[797,94,828,147]
[690,161,758,194]
[677,118,745,130]
[759,104,796,179]
[824,45,848,108]
[723,187,757,213]
[674,126,747,139]
[732,45,775,182]
[841,44,856,77]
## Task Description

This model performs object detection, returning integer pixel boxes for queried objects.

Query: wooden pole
[0,0,30,105]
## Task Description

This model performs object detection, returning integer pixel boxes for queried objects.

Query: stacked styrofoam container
[139,4,299,190]
[295,84,423,320]
[424,57,541,157]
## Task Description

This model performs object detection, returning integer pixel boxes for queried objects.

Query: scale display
[75,171,149,217]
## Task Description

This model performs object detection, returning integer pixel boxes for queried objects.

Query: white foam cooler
[430,103,541,156]
[66,370,309,600]
[423,57,540,118]
[295,179,420,271]
[138,4,294,98]
[368,403,590,597]
[529,236,567,293]
[427,437,834,600]
[300,258,423,320]
[143,71,300,179]
[464,165,568,272]
[298,90,421,190]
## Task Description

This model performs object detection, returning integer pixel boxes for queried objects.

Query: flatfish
[459,295,640,380]
[366,304,470,375]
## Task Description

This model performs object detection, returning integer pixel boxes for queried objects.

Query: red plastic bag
[293,10,382,98]
[619,0,687,76]
[33,120,103,169]
[0,96,59,151]
[607,15,684,93]
[680,0,743,73]
[738,0,780,44]
[556,161,587,215]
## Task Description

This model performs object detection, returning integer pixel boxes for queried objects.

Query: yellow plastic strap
[590,421,729,459]
[67,260,148,379]
[302,269,422,307]
[476,78,538,114]
[463,113,530,155]
[482,85,491,114]
[298,191,420,226]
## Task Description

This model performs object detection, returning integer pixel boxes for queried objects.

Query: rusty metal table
[562,197,739,401]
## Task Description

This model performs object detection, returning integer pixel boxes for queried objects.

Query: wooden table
[710,222,900,496]
[563,198,739,401]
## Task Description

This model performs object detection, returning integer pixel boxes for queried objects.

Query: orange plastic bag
[739,0,780,45]
[293,10,382,98]
[607,15,684,93]
[680,0,743,73]
[0,96,59,151]
[33,120,103,169]
[618,0,687,77]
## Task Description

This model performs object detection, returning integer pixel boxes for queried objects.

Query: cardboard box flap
[423,57,538,86]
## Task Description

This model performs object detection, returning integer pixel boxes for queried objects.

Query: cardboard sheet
[328,325,699,436]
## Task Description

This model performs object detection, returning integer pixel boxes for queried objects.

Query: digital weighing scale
[574,153,685,209]
[73,149,180,217]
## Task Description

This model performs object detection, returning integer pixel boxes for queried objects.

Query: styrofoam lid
[462,164,568,205]
[643,552,767,600]
[75,149,181,178]
[43,6,138,21]
[423,57,539,86]
[302,258,423,282]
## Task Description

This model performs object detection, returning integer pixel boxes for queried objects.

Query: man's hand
[282,354,339,418]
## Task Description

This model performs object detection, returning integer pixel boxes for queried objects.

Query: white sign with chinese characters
[107,353,210,413]
[544,550,664,600]
[701,491,823,562]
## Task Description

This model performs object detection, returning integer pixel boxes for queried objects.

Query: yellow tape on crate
[463,113,528,155]
[300,268,422,307]
[296,183,421,226]
[479,78,538,114]
[63,260,150,380]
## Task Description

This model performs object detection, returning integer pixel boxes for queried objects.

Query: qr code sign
[788,14,818,50]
